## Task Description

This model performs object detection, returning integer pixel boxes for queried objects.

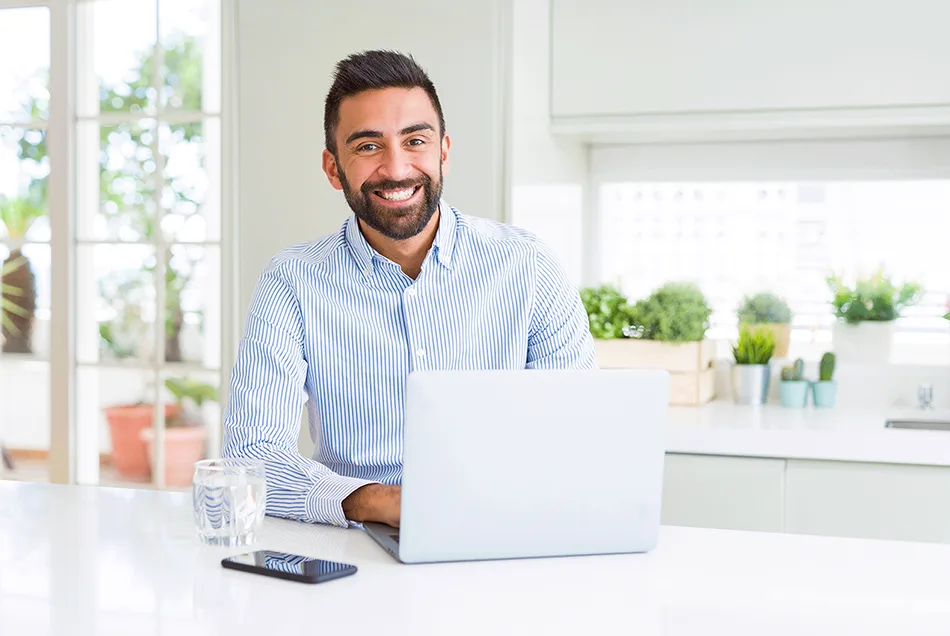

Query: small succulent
[819,352,836,382]
[781,358,805,382]
[732,324,776,365]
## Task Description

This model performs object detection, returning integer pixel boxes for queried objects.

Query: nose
[376,145,414,182]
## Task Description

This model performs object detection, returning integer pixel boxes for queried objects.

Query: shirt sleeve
[222,259,377,527]
[526,242,598,370]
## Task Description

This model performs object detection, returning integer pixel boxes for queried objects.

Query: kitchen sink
[885,419,950,431]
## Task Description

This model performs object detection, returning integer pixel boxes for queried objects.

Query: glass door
[0,4,52,483]
[73,0,222,489]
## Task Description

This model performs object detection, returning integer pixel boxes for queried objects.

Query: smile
[374,185,421,203]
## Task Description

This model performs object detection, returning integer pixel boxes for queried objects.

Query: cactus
[781,358,806,382]
[819,352,836,382]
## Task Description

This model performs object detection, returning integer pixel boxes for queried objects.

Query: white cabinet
[785,460,950,544]
[550,0,950,141]
[662,454,786,532]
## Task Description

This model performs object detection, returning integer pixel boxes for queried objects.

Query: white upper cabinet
[550,0,950,141]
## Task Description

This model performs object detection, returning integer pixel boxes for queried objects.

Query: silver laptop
[363,369,669,564]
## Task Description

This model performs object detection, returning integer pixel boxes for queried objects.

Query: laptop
[363,369,669,564]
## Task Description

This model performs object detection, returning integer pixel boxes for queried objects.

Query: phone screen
[223,550,356,581]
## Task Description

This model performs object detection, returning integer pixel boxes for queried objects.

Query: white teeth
[379,187,416,201]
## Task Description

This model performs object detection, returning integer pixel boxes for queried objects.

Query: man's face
[323,87,450,241]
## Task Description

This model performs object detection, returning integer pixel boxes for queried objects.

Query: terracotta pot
[104,404,181,481]
[141,425,207,488]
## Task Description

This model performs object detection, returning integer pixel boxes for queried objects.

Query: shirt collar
[345,199,457,275]
[431,201,457,270]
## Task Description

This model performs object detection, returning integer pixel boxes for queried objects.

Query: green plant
[781,358,805,382]
[580,285,636,339]
[0,195,45,240]
[1,256,29,336]
[819,352,836,382]
[0,195,45,354]
[627,282,712,343]
[163,376,219,427]
[737,292,793,325]
[732,325,776,365]
[826,268,922,324]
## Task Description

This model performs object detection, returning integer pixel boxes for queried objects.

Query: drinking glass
[193,458,267,546]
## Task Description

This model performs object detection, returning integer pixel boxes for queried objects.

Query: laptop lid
[398,369,669,564]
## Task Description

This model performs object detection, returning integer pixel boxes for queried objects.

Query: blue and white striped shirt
[222,202,596,527]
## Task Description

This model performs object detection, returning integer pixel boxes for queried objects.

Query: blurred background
[1,0,949,494]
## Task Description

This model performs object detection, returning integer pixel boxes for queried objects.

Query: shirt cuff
[306,475,379,528]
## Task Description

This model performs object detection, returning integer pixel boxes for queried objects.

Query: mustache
[361,174,431,195]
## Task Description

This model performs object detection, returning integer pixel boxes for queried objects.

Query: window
[73,0,223,488]
[0,0,224,489]
[597,180,950,339]
[0,5,52,474]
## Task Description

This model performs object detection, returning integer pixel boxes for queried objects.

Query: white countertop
[5,481,950,635]
[666,401,950,466]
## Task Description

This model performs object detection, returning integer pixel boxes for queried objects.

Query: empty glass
[193,458,267,547]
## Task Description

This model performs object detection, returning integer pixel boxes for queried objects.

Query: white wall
[507,0,588,285]
[235,0,511,316]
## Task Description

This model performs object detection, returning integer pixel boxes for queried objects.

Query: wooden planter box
[594,339,716,406]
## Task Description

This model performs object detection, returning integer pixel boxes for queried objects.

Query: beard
[338,163,443,241]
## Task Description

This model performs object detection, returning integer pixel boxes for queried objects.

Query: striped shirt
[222,202,596,527]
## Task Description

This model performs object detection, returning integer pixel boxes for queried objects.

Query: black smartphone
[221,550,357,584]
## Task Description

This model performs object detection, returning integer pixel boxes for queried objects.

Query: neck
[358,207,440,279]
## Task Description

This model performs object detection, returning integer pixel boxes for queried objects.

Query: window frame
[0,0,237,486]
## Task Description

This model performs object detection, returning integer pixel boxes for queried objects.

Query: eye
[407,138,425,147]
[357,143,379,152]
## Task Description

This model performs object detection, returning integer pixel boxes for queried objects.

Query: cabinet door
[785,460,950,544]
[552,0,950,119]
[662,454,786,532]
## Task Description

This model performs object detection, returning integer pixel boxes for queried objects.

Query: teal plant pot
[812,381,838,408]
[779,381,810,408]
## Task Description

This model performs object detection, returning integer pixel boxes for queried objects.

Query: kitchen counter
[4,480,950,635]
[666,400,950,466]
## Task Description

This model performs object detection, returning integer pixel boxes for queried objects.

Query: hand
[343,484,401,528]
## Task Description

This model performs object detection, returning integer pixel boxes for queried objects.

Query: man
[222,50,595,530]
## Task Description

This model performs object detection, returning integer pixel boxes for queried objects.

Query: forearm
[342,483,401,527]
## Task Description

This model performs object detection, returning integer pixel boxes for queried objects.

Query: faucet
[918,383,934,410]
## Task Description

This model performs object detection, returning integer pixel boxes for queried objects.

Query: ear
[440,134,451,175]
[322,149,344,191]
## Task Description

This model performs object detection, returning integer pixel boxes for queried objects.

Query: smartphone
[221,550,357,584]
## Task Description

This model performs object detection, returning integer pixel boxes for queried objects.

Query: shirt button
[416,348,426,358]
[363,268,372,277]
[406,288,417,298]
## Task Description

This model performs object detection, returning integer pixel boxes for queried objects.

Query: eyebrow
[345,122,436,146]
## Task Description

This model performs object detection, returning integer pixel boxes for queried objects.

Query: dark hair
[324,50,445,155]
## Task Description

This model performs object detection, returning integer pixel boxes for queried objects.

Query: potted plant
[1,257,29,346]
[104,400,181,481]
[140,376,217,488]
[731,324,776,405]
[827,268,921,364]
[582,282,715,405]
[737,292,793,359]
[580,284,636,341]
[779,358,809,408]
[0,195,44,354]
[812,352,837,408]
